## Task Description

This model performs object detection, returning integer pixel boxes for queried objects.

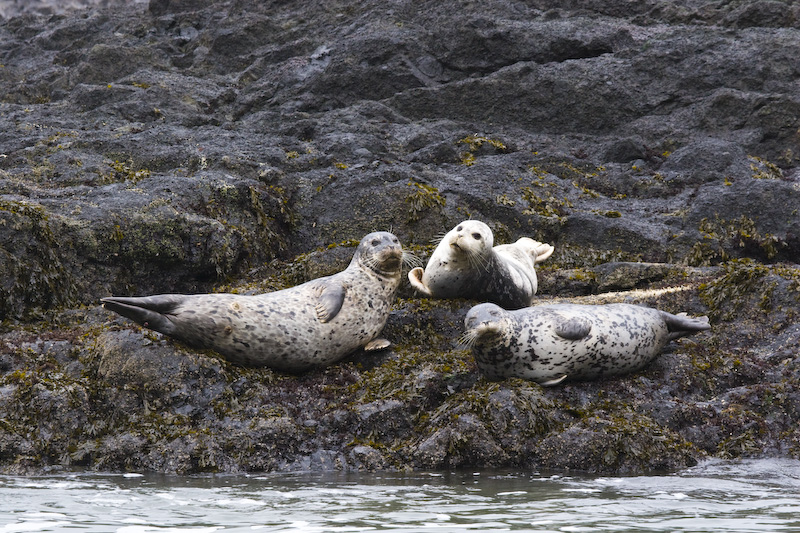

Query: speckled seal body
[463,302,710,385]
[408,220,554,309]
[101,232,405,373]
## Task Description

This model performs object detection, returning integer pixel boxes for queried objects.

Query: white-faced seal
[408,220,554,309]
[462,302,711,385]
[101,231,407,373]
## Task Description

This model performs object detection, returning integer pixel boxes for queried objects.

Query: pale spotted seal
[101,231,407,373]
[462,302,710,385]
[408,220,554,309]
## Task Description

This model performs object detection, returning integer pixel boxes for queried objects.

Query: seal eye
[472,233,482,240]
[456,225,463,231]
[371,238,381,247]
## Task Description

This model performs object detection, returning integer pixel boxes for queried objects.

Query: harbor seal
[408,220,554,309]
[101,231,406,373]
[461,302,711,385]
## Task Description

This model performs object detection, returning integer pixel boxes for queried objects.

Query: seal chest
[408,220,554,309]
[462,302,711,385]
[101,231,406,373]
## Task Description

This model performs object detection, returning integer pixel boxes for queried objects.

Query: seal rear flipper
[407,267,433,296]
[532,242,555,264]
[313,280,347,323]
[101,295,183,335]
[660,311,711,341]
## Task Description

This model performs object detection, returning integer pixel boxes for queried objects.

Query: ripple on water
[0,459,799,532]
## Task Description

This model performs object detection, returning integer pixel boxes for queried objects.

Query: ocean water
[1,458,799,532]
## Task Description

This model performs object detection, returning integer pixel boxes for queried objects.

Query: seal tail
[101,295,185,336]
[660,311,711,341]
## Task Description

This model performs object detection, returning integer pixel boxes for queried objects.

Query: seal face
[101,231,405,373]
[408,220,554,309]
[462,302,711,385]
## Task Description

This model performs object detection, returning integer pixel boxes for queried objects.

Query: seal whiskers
[457,329,481,349]
[467,243,491,274]
[402,250,423,269]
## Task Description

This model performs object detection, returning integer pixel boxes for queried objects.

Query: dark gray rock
[0,0,799,475]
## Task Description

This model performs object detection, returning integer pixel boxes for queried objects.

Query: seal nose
[376,246,403,270]
[478,319,496,329]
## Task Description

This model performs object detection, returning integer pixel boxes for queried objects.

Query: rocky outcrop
[0,0,798,474]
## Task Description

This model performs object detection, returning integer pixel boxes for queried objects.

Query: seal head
[353,231,404,276]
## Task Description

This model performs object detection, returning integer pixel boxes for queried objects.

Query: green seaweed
[100,158,152,184]
[405,181,446,222]
[0,200,77,319]
[545,242,643,270]
[457,135,508,166]
[520,186,572,219]
[699,259,770,321]
[688,215,782,266]
[748,155,783,180]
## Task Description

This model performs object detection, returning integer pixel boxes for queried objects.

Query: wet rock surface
[0,0,798,474]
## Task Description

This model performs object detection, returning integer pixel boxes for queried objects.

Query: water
[2,459,799,532]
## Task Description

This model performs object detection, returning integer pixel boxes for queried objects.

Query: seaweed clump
[688,215,783,266]
[457,135,508,166]
[405,181,446,222]
[0,200,77,319]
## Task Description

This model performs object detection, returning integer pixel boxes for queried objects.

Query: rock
[658,139,749,185]
[0,0,799,475]
[349,445,387,471]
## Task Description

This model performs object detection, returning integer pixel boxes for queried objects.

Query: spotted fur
[408,220,554,309]
[463,302,711,385]
[101,232,405,373]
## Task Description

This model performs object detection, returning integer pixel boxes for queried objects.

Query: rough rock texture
[0,0,799,474]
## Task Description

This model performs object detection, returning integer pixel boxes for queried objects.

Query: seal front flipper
[538,374,568,386]
[313,280,347,323]
[364,338,390,351]
[407,267,433,296]
[555,317,592,340]
[101,295,184,335]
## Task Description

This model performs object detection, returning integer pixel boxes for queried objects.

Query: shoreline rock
[1,0,799,474]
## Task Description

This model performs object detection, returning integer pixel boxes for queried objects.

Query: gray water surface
[2,458,800,532]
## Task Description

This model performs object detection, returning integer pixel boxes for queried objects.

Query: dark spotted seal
[462,302,710,385]
[408,220,554,309]
[101,231,406,373]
